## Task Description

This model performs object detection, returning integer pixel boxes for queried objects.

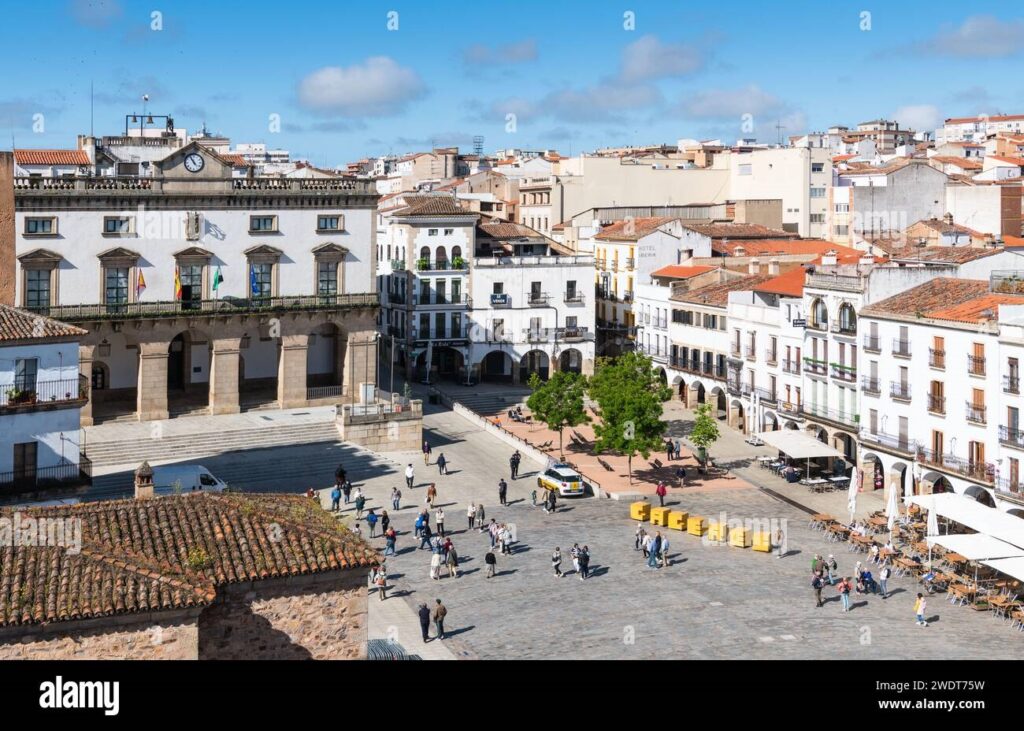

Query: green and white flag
[213,267,224,292]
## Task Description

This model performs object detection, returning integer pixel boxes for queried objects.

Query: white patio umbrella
[885,479,900,540]
[926,506,940,566]
[846,465,859,524]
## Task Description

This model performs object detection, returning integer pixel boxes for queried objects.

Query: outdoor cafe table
[826,524,851,542]
[867,516,888,532]
[894,557,921,576]
[943,552,968,568]
[850,534,875,551]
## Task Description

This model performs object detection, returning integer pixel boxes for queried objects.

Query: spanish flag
[136,269,147,299]
[174,267,182,300]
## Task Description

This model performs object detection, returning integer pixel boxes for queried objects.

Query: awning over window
[759,430,844,460]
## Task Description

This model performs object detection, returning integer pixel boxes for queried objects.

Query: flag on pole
[212,266,224,293]
[250,267,260,297]
[136,269,147,299]
[173,267,182,300]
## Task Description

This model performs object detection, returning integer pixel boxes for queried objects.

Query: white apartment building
[936,114,1024,145]
[0,306,90,495]
[858,275,1024,517]
[8,140,380,425]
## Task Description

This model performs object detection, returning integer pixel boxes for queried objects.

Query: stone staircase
[443,389,531,416]
[83,419,341,468]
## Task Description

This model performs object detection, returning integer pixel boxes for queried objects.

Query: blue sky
[2,0,1023,165]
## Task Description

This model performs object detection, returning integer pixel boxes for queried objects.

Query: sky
[2,0,1023,166]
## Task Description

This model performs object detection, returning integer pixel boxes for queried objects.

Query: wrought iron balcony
[929,348,945,369]
[965,402,986,424]
[927,394,945,415]
[861,376,880,395]
[892,339,911,358]
[0,374,89,413]
[804,402,859,428]
[915,447,994,484]
[528,293,550,306]
[782,359,801,375]
[564,291,585,304]
[890,382,911,402]
[830,363,857,382]
[863,335,881,353]
[968,355,986,377]
[999,425,1024,450]
[859,428,916,454]
[802,357,828,376]
[1004,374,1020,395]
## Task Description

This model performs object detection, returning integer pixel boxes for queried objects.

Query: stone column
[342,332,377,403]
[79,343,96,427]
[137,341,169,422]
[278,333,310,409]
[209,338,241,415]
[686,385,700,409]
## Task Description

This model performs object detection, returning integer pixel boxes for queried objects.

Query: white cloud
[619,35,704,82]
[463,39,538,66]
[893,104,942,132]
[298,57,426,117]
[920,15,1024,58]
[679,85,785,119]
[69,0,122,28]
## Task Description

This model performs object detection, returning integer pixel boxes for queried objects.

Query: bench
[650,459,664,470]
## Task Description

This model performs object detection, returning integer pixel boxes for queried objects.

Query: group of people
[634,524,670,569]
[664,438,684,461]
[810,553,893,611]
[427,536,460,580]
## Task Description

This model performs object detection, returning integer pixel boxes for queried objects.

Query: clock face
[184,153,205,173]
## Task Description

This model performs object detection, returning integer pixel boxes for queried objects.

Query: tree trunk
[558,427,564,459]
[628,453,633,484]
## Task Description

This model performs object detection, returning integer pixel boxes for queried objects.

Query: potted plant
[416,257,430,271]
[452,255,466,270]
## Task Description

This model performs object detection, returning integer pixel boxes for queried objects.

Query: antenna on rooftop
[775,120,785,146]
[473,135,484,157]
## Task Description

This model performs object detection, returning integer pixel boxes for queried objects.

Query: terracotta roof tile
[860,279,990,320]
[14,149,90,166]
[887,246,1002,264]
[650,265,715,279]
[0,493,377,628]
[594,217,677,241]
[945,114,1024,124]
[0,305,87,343]
[989,155,1024,167]
[930,156,983,170]
[927,293,1024,324]
[672,273,775,307]
[713,238,861,258]
[394,195,473,217]
[752,266,808,297]
[680,222,795,240]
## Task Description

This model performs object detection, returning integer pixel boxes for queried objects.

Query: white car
[537,464,585,497]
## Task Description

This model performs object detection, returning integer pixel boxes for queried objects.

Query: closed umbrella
[885,479,899,540]
[926,506,939,566]
[847,465,859,524]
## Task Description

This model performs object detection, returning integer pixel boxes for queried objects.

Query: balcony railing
[807,318,827,332]
[1004,374,1020,395]
[863,335,881,353]
[965,402,987,424]
[804,402,859,427]
[0,458,92,497]
[411,327,470,342]
[413,294,471,307]
[968,355,986,377]
[0,375,89,412]
[745,345,756,360]
[624,257,636,270]
[727,380,751,397]
[916,447,994,484]
[415,259,468,272]
[890,382,911,402]
[622,290,634,303]
[389,259,407,271]
[564,291,585,304]
[860,429,915,454]
[999,425,1024,450]
[34,294,380,322]
[560,326,592,342]
[765,350,778,365]
[892,339,911,358]
[830,319,857,335]
[927,394,946,415]
[830,363,857,382]
[782,359,801,375]
[861,376,880,395]
[802,357,827,376]
[528,293,550,306]
[524,328,553,343]
[754,387,777,404]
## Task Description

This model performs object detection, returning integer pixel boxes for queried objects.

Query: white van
[152,465,228,496]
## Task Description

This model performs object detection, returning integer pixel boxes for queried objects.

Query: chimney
[0,152,14,306]
[134,461,155,500]
[748,257,760,275]
[943,212,954,225]
[821,250,838,267]
[768,257,780,276]
[859,254,874,267]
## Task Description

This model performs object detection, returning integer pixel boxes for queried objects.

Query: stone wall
[337,400,423,452]
[197,570,368,660]
[0,611,200,660]
[0,152,14,306]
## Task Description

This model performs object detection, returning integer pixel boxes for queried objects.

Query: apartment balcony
[415,259,469,272]
[389,259,407,271]
[915,447,994,484]
[804,403,859,429]
[528,293,550,307]
[1004,375,1021,395]
[622,290,634,303]
[524,328,553,343]
[412,294,471,308]
[39,294,380,324]
[929,348,945,369]
[559,326,593,343]
[727,379,751,397]
[807,318,828,332]
[765,350,778,366]
[892,339,911,358]
[0,375,89,414]
[861,376,880,396]
[411,327,470,344]
[597,260,607,272]
[610,261,619,273]
[968,355,986,377]
[859,428,916,456]
[730,343,742,357]
[994,478,1024,506]
[637,344,669,363]
[653,318,668,331]
[830,319,857,336]
[830,363,857,382]
[927,394,946,415]
[490,293,512,308]
[999,425,1024,450]
[744,345,756,361]
[778,401,803,418]
[624,257,636,270]
[0,458,93,497]
[563,291,585,305]
[802,357,828,376]
[863,335,881,353]
[890,382,911,402]
[965,402,987,425]
[754,386,777,404]
[782,359,801,375]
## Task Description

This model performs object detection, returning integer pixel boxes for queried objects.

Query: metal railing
[890,382,911,401]
[412,294,471,306]
[1004,375,1020,395]
[33,293,379,322]
[802,357,827,376]
[968,355,986,377]
[830,363,857,382]
[0,459,92,496]
[804,402,859,427]
[754,387,777,403]
[0,375,88,410]
[892,339,911,357]
[965,402,987,424]
[528,293,550,306]
[929,348,945,369]
[863,335,881,352]
[915,447,994,484]
[859,428,916,454]
[564,292,585,304]
[861,376,880,394]
[782,359,801,375]
[307,385,344,401]
[765,350,778,365]
[927,394,945,414]
[999,425,1024,449]
[830,319,857,335]
[807,318,827,332]
[745,345,756,360]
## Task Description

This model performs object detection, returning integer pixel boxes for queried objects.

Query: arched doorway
[480,350,514,383]
[1007,508,1024,519]
[762,411,779,432]
[520,350,550,381]
[890,462,909,498]
[711,387,726,419]
[833,432,857,462]
[559,348,583,374]
[922,472,953,495]
[167,329,212,416]
[963,484,996,507]
[656,367,668,385]
[693,380,706,405]
[861,452,884,491]
[784,420,800,430]
[730,398,745,432]
[416,346,465,383]
[808,425,828,444]
[307,323,344,400]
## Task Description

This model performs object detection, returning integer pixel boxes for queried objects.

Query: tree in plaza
[689,403,720,471]
[526,371,590,459]
[587,351,672,484]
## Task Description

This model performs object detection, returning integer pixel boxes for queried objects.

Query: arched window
[811,298,829,328]
[91,363,108,390]
[838,303,857,333]
[419,246,431,269]
[435,246,448,269]
[451,245,462,262]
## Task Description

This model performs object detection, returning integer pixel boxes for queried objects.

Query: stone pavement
[367,587,457,660]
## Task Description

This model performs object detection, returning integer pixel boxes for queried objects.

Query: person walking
[570,544,581,575]
[330,485,341,512]
[498,478,508,506]
[655,481,667,508]
[551,547,563,577]
[422,440,432,466]
[342,479,352,505]
[445,543,459,578]
[432,599,447,639]
[366,509,378,538]
[838,576,852,612]
[531,489,538,507]
[674,438,682,461]
[419,522,433,550]
[826,555,838,585]
[435,507,446,537]
[635,523,647,552]
[418,602,431,642]
[915,593,928,626]
[547,490,557,514]
[430,550,442,581]
[405,463,415,489]
[642,533,652,559]
[426,483,438,509]
[487,519,498,547]
[879,565,891,599]
[812,572,825,608]
[383,527,397,556]
[476,503,486,530]
[437,452,448,476]
[335,463,347,490]
[466,502,477,530]
[579,545,591,580]
[647,532,661,569]
[391,487,401,511]
[352,523,362,540]
[773,527,785,559]
[354,492,367,520]
[485,548,497,578]
[510,451,521,480]
[375,566,388,601]
[500,524,513,555]
[660,534,670,568]
[666,439,674,461]
[380,510,390,535]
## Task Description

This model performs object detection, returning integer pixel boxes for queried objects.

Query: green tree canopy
[526,371,590,458]
[689,403,721,467]
[588,352,672,484]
